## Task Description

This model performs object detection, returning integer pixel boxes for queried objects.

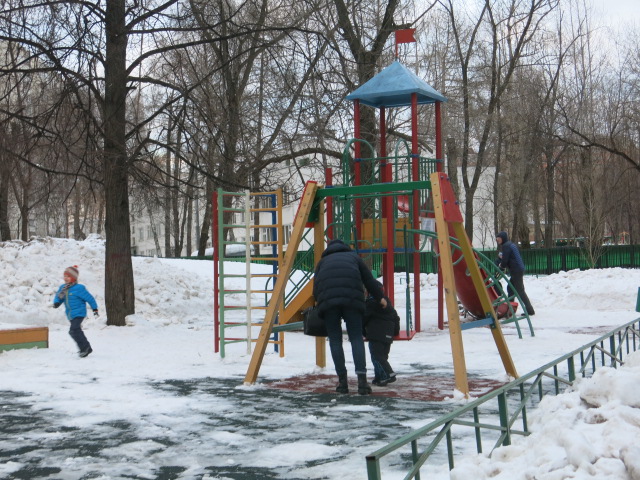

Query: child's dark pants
[69,317,91,352]
[369,341,393,380]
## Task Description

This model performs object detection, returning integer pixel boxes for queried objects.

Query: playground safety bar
[365,317,640,480]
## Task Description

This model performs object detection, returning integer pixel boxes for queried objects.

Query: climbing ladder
[213,188,285,357]
[431,171,518,396]
[244,182,325,383]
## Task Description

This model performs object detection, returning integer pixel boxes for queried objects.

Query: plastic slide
[443,223,515,319]
[398,196,515,319]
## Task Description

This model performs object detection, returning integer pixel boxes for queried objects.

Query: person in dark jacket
[53,265,99,357]
[363,281,400,386]
[313,239,386,395]
[496,231,535,315]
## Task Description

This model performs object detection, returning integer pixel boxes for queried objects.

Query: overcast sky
[589,0,640,25]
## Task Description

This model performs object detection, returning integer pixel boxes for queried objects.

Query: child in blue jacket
[53,265,99,357]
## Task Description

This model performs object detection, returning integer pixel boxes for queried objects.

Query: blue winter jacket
[497,231,525,273]
[53,283,98,320]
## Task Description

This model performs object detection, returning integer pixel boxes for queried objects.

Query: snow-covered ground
[1,236,639,479]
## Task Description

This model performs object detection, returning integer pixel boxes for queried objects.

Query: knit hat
[64,265,79,281]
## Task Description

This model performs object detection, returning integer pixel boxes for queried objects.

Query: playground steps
[0,327,49,352]
[279,281,314,325]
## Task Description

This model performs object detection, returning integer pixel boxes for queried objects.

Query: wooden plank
[431,171,518,397]
[244,182,319,384]
[278,282,314,325]
[431,173,469,395]
[452,223,518,378]
[0,327,49,346]
[314,202,326,369]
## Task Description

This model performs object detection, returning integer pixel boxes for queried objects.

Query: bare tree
[442,0,558,239]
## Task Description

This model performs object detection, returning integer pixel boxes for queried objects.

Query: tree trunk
[20,188,28,240]
[0,163,10,240]
[186,191,193,257]
[197,178,212,256]
[74,187,86,240]
[544,156,555,248]
[104,0,135,326]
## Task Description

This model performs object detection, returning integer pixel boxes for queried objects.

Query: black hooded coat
[313,239,384,315]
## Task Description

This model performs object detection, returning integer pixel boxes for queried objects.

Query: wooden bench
[0,327,49,352]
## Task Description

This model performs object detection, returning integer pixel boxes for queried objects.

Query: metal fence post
[498,392,511,446]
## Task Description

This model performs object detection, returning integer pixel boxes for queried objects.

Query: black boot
[336,374,349,394]
[357,374,372,395]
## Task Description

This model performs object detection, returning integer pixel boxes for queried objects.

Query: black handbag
[302,306,327,337]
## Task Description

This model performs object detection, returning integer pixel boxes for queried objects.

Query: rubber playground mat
[268,372,504,401]
[0,371,506,479]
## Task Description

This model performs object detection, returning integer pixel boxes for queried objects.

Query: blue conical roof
[346,61,446,108]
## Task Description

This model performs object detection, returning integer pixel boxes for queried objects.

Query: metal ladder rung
[220,273,255,278]
[223,338,251,343]
[250,208,279,213]
[223,322,265,327]
[216,186,285,359]
[222,305,268,310]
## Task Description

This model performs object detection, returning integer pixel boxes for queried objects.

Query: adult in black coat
[496,231,535,315]
[363,282,400,386]
[313,239,386,395]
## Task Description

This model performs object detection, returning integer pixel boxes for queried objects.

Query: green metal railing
[199,244,638,276]
[365,317,640,479]
[519,244,640,274]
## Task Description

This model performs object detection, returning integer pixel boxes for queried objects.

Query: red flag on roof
[395,28,416,44]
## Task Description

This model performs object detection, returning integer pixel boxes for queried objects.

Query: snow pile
[450,352,640,480]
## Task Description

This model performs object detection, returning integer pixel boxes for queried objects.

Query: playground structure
[212,60,534,395]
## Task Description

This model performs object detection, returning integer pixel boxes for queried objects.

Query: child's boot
[336,373,349,394]
[357,374,372,395]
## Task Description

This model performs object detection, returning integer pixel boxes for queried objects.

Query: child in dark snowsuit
[363,282,400,386]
